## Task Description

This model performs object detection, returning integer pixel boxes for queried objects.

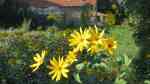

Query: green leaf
[73,73,82,84]
[99,62,108,69]
[92,63,101,68]
[120,54,132,67]
[119,72,126,78]
[116,56,123,65]
[115,78,127,84]
[144,80,150,84]
[76,63,85,71]
[124,54,132,66]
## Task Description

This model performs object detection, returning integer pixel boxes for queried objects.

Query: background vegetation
[0,24,140,84]
[126,0,150,82]
[0,0,149,84]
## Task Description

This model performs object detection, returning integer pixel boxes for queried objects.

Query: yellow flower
[68,28,90,52]
[30,50,47,72]
[48,57,69,81]
[103,38,117,55]
[88,26,104,44]
[88,44,101,54]
[65,50,78,64]
[87,26,105,54]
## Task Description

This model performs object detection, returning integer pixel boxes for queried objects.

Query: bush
[0,29,69,84]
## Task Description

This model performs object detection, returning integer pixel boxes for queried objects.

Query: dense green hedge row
[0,29,71,84]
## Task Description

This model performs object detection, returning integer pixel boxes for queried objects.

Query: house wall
[63,7,81,26]
[19,0,96,26]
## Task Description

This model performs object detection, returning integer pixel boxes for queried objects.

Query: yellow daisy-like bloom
[88,44,102,54]
[87,26,105,54]
[30,50,47,72]
[65,50,78,64]
[48,57,69,81]
[68,28,90,52]
[103,38,117,55]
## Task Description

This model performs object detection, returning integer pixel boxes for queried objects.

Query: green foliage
[73,73,82,84]
[17,19,31,31]
[47,12,63,27]
[107,25,140,83]
[115,78,127,84]
[0,25,139,84]
[0,29,69,84]
[144,80,150,84]
[109,25,139,57]
[104,12,116,26]
[67,25,138,84]
[126,0,150,82]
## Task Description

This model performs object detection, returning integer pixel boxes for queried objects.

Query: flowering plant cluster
[30,26,117,82]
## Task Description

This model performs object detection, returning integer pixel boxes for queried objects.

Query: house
[26,0,96,26]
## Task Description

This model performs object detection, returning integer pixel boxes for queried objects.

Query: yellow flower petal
[48,56,69,81]
[30,50,47,72]
[68,28,90,52]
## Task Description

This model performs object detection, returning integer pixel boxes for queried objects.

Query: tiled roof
[48,0,96,6]
[28,0,57,7]
[28,0,96,7]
